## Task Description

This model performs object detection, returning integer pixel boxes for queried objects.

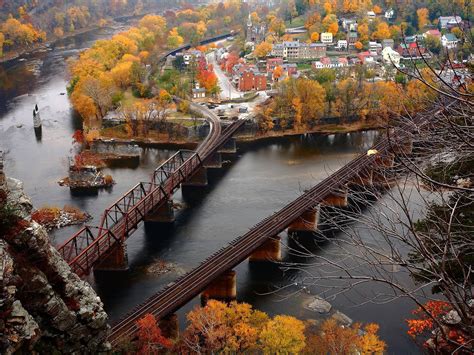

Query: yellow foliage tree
[358,23,369,42]
[417,8,430,30]
[259,315,306,354]
[372,22,391,40]
[310,32,320,42]
[373,5,382,14]
[254,41,272,58]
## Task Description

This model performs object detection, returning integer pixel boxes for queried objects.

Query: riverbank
[91,119,384,150]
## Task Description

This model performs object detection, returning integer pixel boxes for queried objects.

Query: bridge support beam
[144,200,175,224]
[218,137,237,154]
[93,242,128,273]
[201,270,236,304]
[204,152,222,169]
[249,236,281,262]
[321,187,349,208]
[158,313,179,339]
[288,207,319,234]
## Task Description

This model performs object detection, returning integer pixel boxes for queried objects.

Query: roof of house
[443,33,458,41]
[424,29,441,37]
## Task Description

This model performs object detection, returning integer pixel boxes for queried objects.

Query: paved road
[207,51,242,100]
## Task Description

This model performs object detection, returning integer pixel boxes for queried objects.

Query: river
[0,26,421,353]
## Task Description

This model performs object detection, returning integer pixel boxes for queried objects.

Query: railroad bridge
[58,101,245,277]
[107,118,418,345]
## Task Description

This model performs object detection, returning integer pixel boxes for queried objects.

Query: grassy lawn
[168,118,200,127]
[121,89,140,107]
[285,15,306,28]
[297,63,313,70]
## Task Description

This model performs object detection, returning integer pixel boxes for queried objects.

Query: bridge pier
[158,313,179,339]
[321,187,349,208]
[218,137,237,154]
[203,152,222,169]
[201,270,236,305]
[288,207,319,235]
[93,242,129,273]
[144,200,175,224]
[249,236,281,262]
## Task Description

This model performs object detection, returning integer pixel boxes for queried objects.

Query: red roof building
[238,68,267,91]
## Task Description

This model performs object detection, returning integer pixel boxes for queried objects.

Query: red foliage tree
[136,314,172,354]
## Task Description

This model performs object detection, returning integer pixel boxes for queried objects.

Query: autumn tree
[136,314,172,354]
[167,27,184,48]
[310,32,320,42]
[259,315,306,353]
[354,41,363,50]
[0,32,4,56]
[254,41,272,58]
[358,22,369,42]
[416,8,429,30]
[305,319,386,354]
[372,22,391,40]
[273,65,283,81]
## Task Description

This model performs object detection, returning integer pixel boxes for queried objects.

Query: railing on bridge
[58,120,245,277]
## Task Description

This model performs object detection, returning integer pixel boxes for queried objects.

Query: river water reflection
[0,26,420,353]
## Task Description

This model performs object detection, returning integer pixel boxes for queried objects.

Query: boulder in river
[304,296,332,314]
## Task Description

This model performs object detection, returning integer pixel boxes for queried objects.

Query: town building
[337,40,348,50]
[340,18,358,32]
[246,14,266,44]
[397,42,428,60]
[321,32,333,44]
[266,58,284,72]
[385,8,395,21]
[312,57,350,69]
[438,16,462,29]
[423,29,441,39]
[270,41,326,60]
[369,41,382,55]
[382,47,401,67]
[282,63,298,76]
[367,11,376,21]
[192,82,206,100]
[347,31,358,46]
[382,39,395,49]
[441,33,459,49]
[238,68,267,91]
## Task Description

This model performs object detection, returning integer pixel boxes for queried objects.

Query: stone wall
[0,170,109,353]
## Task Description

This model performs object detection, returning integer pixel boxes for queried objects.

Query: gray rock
[305,296,332,314]
[443,310,461,325]
[331,311,353,326]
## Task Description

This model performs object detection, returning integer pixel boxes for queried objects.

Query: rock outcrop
[0,170,109,353]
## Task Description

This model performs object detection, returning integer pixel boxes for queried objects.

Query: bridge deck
[58,99,244,277]
[107,117,418,345]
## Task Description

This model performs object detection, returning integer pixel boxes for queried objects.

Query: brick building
[238,68,267,91]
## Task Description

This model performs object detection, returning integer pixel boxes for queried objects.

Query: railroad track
[107,102,449,345]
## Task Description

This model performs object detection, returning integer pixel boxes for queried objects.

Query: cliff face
[0,175,109,353]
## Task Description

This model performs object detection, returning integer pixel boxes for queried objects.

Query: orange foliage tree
[254,41,272,58]
[406,301,451,338]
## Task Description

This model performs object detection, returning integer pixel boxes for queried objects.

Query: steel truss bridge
[58,101,245,277]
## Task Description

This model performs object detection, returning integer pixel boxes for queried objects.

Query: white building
[382,47,401,67]
[337,40,348,49]
[321,32,333,44]
[438,16,462,29]
[367,11,376,20]
[385,8,395,20]
[441,33,459,49]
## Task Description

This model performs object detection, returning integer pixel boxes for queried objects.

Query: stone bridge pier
[288,207,320,236]
[201,270,237,305]
[94,242,129,273]
[249,236,282,262]
[218,137,237,154]
[144,200,175,224]
[181,167,209,197]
